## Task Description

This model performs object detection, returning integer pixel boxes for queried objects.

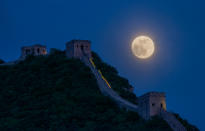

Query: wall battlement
[20,44,47,60]
[66,40,92,59]
[138,92,166,120]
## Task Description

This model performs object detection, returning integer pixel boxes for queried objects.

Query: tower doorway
[81,45,86,56]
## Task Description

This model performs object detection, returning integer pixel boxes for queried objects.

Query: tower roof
[66,40,91,46]
[22,44,46,49]
[139,92,166,99]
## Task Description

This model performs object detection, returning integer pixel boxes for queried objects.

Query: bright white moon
[131,36,155,59]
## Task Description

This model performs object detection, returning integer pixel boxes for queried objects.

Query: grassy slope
[0,50,182,130]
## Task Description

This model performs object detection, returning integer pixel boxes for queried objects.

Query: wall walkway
[82,56,139,112]
[82,56,187,131]
[160,110,187,131]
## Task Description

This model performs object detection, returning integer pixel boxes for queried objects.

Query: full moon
[131,36,155,59]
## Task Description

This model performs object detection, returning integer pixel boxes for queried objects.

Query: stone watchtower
[20,44,47,59]
[138,92,166,120]
[66,40,92,59]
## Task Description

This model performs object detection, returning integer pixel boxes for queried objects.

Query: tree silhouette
[0,59,4,64]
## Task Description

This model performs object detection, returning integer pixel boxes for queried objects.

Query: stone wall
[83,56,186,130]
[160,110,187,131]
[82,56,139,112]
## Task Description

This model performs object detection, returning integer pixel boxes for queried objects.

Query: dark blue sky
[1,0,204,130]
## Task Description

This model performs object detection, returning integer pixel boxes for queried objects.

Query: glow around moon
[131,36,155,59]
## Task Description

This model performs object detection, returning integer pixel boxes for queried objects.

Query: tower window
[37,48,40,54]
[81,45,84,50]
[43,49,46,54]
[161,103,163,108]
[31,48,35,55]
[25,49,30,54]
[152,103,155,106]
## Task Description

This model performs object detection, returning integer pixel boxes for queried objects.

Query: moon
[131,36,155,59]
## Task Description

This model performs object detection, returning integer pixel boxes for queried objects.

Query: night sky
[1,0,204,130]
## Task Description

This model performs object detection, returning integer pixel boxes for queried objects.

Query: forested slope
[0,50,196,130]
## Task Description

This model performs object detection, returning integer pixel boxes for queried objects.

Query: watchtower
[138,92,166,120]
[66,40,92,59]
[20,44,47,59]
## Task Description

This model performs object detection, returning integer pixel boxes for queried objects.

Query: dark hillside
[0,50,180,130]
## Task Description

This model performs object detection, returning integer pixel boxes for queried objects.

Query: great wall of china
[82,55,186,131]
[0,40,187,131]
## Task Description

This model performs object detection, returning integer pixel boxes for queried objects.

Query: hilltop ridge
[0,49,198,130]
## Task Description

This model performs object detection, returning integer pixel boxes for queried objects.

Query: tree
[0,59,4,64]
